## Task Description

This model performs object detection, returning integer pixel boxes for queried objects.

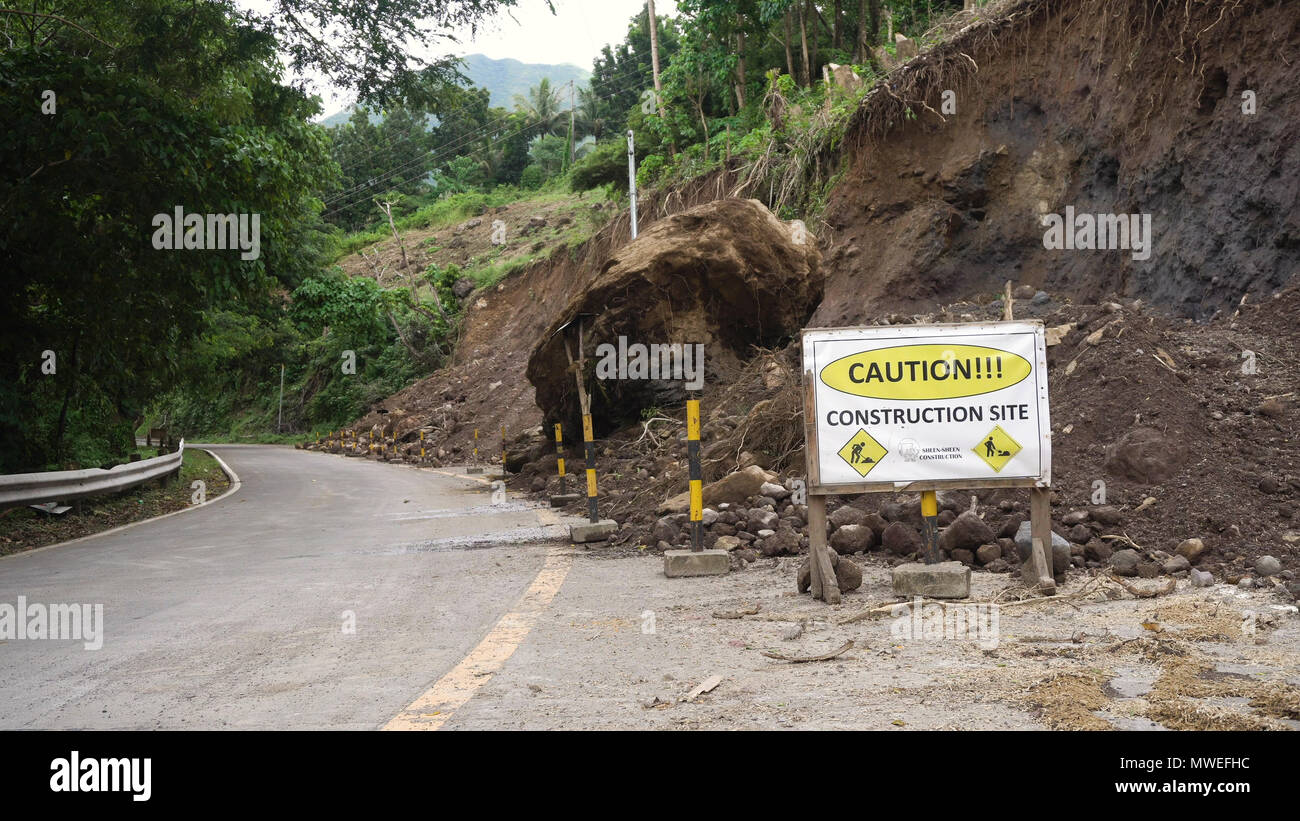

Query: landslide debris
[526,198,822,438]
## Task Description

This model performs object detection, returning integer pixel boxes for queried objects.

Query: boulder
[830,524,876,555]
[1256,555,1282,577]
[451,277,476,299]
[760,481,790,500]
[1084,539,1113,563]
[651,516,679,545]
[862,512,889,538]
[1090,505,1123,526]
[882,521,923,556]
[1104,427,1184,484]
[747,510,780,532]
[1066,524,1092,544]
[760,527,800,557]
[527,198,823,435]
[714,535,742,552]
[835,557,863,592]
[1013,520,1070,560]
[797,549,838,593]
[1111,548,1141,577]
[828,504,871,529]
[1176,537,1207,563]
[939,511,995,552]
[658,465,775,513]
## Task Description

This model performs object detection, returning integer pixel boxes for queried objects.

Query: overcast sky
[236,0,678,115]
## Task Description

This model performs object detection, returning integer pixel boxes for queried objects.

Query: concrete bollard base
[892,561,971,598]
[570,519,618,543]
[550,493,582,507]
[663,549,729,577]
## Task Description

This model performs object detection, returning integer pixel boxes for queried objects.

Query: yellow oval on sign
[820,343,1032,400]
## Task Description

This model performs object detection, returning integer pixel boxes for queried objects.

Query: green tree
[512,78,568,137]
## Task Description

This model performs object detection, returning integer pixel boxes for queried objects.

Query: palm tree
[512,78,567,138]
[575,86,606,141]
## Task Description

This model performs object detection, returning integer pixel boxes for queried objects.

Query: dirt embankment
[816,0,1300,323]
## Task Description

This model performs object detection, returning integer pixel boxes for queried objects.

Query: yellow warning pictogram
[972,425,1022,472]
[837,429,888,478]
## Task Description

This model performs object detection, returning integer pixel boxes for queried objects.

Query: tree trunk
[856,0,869,62]
[798,1,811,87]
[808,1,819,85]
[734,21,747,110]
[386,309,423,362]
[783,9,796,80]
[647,0,666,118]
[833,0,842,50]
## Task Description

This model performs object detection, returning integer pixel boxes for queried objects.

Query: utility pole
[647,0,666,118]
[627,129,638,239]
[276,364,285,433]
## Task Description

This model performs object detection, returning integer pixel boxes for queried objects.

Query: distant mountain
[319,54,590,128]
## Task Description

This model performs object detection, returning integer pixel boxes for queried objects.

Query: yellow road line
[382,543,572,731]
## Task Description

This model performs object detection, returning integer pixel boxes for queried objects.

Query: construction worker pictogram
[836,429,888,478]
[972,424,1022,472]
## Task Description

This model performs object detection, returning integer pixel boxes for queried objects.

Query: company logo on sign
[819,344,1032,400]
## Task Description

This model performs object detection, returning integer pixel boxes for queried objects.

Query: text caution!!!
[802,322,1051,490]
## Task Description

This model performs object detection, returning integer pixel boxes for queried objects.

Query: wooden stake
[806,495,840,604]
[1029,486,1056,595]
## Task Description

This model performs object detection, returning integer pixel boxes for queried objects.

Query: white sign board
[802,321,1051,492]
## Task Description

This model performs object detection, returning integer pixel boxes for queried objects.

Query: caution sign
[837,429,887,477]
[972,425,1021,472]
[802,321,1051,490]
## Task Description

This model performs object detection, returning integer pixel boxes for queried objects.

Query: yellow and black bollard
[473,428,479,463]
[500,425,507,471]
[554,423,567,494]
[687,399,703,551]
[582,413,598,523]
[419,429,425,462]
[921,490,941,564]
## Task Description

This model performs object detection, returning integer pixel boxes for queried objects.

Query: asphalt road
[0,446,567,730]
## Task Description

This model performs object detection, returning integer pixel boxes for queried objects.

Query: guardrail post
[583,413,598,524]
[554,423,566,494]
[687,399,702,551]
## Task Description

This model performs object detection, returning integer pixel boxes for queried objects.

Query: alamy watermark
[890,597,999,650]
[0,596,103,650]
[151,206,261,260]
[1041,206,1152,261]
[594,336,705,391]
[50,751,150,802]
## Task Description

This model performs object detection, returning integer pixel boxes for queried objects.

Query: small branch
[0,9,117,49]
[761,640,853,663]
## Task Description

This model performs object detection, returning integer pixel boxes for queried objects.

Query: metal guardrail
[0,440,185,510]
